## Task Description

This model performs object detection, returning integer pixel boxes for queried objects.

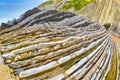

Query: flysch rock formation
[38,0,120,37]
[80,0,120,37]
[0,8,40,31]
[0,8,118,80]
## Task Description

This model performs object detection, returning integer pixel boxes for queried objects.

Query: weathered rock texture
[38,0,120,37]
[116,25,120,37]
[0,9,118,80]
[0,7,40,31]
[80,0,120,36]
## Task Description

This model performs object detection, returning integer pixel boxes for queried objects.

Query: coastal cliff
[38,0,120,37]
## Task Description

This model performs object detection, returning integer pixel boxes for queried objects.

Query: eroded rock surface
[116,25,120,37]
[0,10,118,80]
[38,0,120,37]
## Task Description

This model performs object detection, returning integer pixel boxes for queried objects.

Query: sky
[0,0,47,24]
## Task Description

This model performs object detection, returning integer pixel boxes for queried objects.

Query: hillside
[38,0,120,37]
[38,0,95,11]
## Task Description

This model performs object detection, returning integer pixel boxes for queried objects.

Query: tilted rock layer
[0,9,119,80]
[38,0,120,37]
[81,0,120,36]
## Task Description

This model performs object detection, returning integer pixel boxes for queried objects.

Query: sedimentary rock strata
[0,10,117,80]
[38,0,120,37]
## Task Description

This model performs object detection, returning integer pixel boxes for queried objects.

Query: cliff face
[38,0,95,12]
[0,9,116,80]
[38,0,120,25]
[81,0,120,27]
[38,0,120,37]
[0,1,119,80]
[81,0,120,36]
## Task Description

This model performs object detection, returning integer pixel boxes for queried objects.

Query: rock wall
[79,0,120,36]
[0,10,116,80]
[38,0,120,37]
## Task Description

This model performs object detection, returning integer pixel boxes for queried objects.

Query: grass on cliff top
[38,0,53,8]
[62,0,96,10]
[105,45,117,80]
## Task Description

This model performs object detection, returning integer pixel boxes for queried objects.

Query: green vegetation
[64,65,71,70]
[38,0,53,8]
[62,0,96,10]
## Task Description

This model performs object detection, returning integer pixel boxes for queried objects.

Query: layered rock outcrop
[0,9,118,80]
[38,0,120,37]
[0,7,40,31]
[80,0,120,36]
[116,25,120,37]
[18,8,40,22]
[0,23,10,31]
